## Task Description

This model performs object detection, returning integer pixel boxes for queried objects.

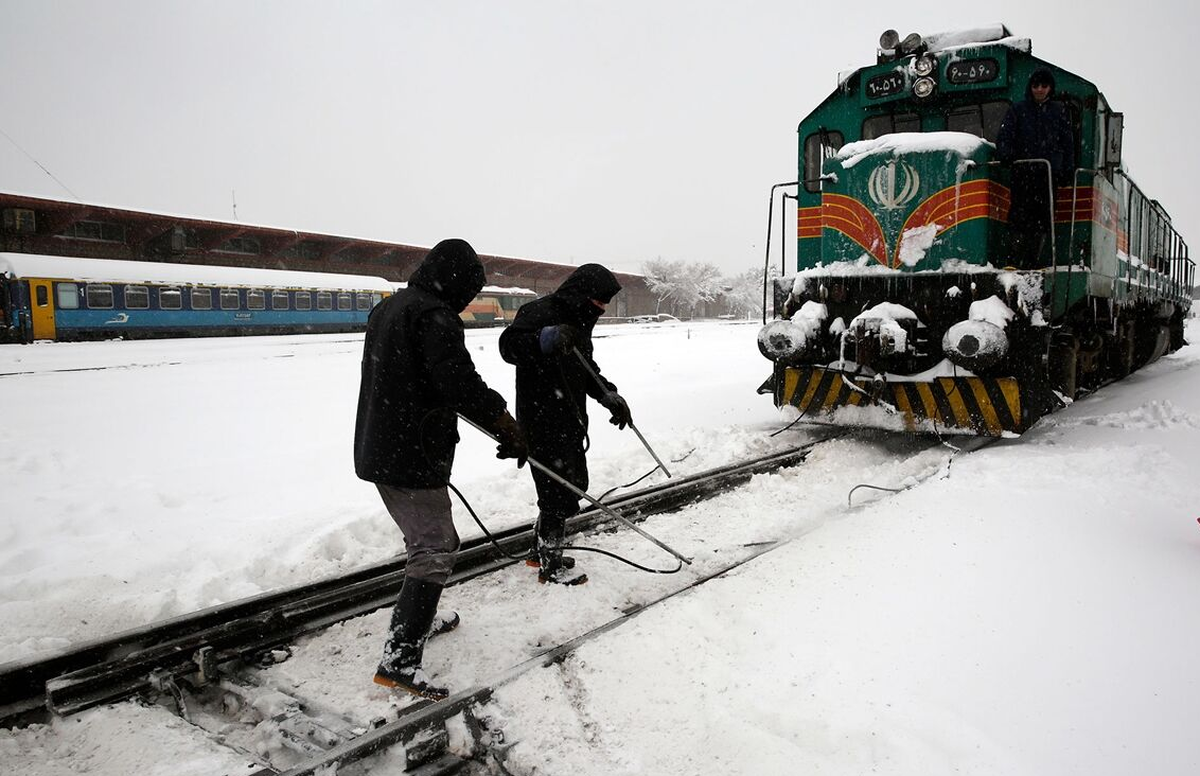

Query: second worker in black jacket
[498,264,630,585]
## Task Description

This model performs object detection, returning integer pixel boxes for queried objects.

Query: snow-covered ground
[2,318,1199,775]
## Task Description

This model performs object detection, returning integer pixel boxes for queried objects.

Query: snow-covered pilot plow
[757,25,1192,436]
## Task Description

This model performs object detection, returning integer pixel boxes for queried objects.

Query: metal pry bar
[459,414,693,565]
[571,347,673,478]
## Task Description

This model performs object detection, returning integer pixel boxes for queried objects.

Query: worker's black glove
[599,391,631,430]
[538,324,582,355]
[491,411,528,468]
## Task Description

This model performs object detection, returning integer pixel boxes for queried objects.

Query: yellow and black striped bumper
[776,366,1025,436]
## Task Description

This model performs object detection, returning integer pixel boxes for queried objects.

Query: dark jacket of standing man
[995,67,1075,268]
[355,238,525,699]
[498,263,630,585]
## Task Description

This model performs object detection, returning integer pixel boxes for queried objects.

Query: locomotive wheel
[1106,320,1135,379]
[1169,314,1185,352]
[1047,334,1079,400]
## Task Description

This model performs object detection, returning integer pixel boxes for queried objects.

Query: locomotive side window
[356,293,372,311]
[295,292,312,311]
[271,290,290,310]
[247,289,266,310]
[56,283,80,309]
[803,130,844,192]
[946,101,1010,142]
[124,285,149,309]
[220,288,240,310]
[316,291,333,311]
[861,112,920,141]
[159,288,182,310]
[337,293,352,311]
[191,288,213,310]
[86,284,114,309]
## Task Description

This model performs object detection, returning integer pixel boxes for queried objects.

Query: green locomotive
[758,25,1194,435]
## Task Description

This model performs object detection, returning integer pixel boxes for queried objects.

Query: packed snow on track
[2,318,1199,775]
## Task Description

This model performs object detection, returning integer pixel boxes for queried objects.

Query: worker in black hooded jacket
[498,263,630,585]
[354,238,526,699]
[996,67,1076,269]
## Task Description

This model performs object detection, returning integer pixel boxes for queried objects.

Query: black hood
[556,263,621,303]
[1026,68,1056,100]
[553,263,622,323]
[408,238,486,313]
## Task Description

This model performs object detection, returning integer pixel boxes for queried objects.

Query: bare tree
[642,260,773,319]
[719,267,767,319]
[642,258,687,314]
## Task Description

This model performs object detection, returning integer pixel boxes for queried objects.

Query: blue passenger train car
[0,253,392,343]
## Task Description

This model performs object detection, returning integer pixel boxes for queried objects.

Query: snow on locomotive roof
[922,25,1030,55]
[835,131,992,169]
[0,253,393,292]
[839,25,1031,86]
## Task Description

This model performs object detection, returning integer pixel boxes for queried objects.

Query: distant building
[0,192,656,317]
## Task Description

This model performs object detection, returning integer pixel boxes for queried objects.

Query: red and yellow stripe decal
[819,194,889,265]
[799,185,1126,266]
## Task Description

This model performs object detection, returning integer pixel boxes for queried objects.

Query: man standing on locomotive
[996,67,1075,269]
[354,238,527,700]
[498,264,631,585]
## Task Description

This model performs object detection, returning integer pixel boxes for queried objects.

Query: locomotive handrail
[1063,168,1103,322]
[1114,168,1192,294]
[761,180,800,324]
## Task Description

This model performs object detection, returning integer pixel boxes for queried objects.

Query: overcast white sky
[2,1,1197,276]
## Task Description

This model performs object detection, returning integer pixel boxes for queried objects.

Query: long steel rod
[459,414,693,564]
[570,347,672,478]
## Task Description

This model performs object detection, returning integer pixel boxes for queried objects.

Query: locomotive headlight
[913,54,936,77]
[912,76,937,99]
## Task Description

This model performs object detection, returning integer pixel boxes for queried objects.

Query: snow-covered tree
[642,259,726,316]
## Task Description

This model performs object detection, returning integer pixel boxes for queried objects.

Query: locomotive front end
[759,25,1193,436]
[760,132,1043,436]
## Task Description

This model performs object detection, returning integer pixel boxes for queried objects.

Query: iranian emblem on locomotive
[867,159,920,210]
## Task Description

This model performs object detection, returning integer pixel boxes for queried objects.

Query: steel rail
[274,536,796,776]
[0,434,840,727]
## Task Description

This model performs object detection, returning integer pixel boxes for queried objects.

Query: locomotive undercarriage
[757,269,1181,435]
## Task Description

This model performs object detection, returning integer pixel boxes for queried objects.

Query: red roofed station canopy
[0,192,655,317]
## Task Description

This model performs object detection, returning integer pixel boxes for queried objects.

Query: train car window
[271,290,290,310]
[56,283,80,309]
[159,288,182,310]
[803,130,844,193]
[124,285,150,309]
[218,236,261,255]
[62,220,126,242]
[219,288,240,310]
[191,288,213,310]
[355,293,372,311]
[247,289,266,310]
[316,291,333,311]
[862,112,921,141]
[337,293,352,311]
[85,284,114,309]
[36,286,49,307]
[372,293,383,307]
[295,292,312,311]
[946,101,1010,142]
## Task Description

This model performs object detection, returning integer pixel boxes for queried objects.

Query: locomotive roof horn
[878,29,900,62]
[898,32,925,55]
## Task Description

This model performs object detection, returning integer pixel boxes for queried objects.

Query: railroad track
[0,433,844,730]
